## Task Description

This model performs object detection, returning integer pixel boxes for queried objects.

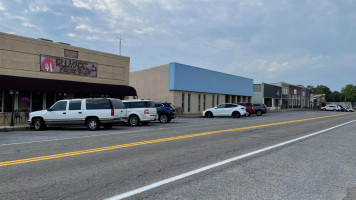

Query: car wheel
[323,108,326,111]
[142,121,150,126]
[205,112,214,118]
[245,111,251,117]
[33,118,45,131]
[87,117,100,131]
[159,114,169,123]
[103,124,113,129]
[232,111,241,118]
[333,109,336,112]
[128,115,140,126]
[256,110,262,116]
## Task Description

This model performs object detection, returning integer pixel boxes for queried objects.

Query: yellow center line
[0,113,348,167]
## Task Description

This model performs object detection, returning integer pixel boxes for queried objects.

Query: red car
[238,102,264,117]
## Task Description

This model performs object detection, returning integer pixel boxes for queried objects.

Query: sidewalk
[0,124,31,132]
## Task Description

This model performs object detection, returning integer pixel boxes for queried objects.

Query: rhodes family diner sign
[40,55,97,77]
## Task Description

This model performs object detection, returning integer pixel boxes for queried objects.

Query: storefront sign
[40,55,97,77]
[21,97,30,102]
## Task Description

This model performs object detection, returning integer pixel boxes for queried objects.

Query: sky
[0,0,355,91]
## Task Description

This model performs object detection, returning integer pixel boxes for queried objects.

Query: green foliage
[307,85,315,93]
[309,84,356,102]
[314,85,332,101]
[341,84,356,102]
[329,91,344,102]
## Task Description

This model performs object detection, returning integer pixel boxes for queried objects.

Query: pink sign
[41,58,56,72]
[40,55,97,77]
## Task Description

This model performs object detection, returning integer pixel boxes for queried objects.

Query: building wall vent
[57,42,71,46]
[37,38,53,42]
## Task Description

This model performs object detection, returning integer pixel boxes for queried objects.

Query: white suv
[320,105,340,111]
[28,98,127,130]
[122,99,158,126]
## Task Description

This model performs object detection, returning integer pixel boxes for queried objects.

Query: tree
[329,91,344,102]
[307,85,315,93]
[314,85,332,101]
[341,84,356,102]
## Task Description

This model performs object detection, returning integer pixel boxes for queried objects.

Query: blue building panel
[169,63,253,96]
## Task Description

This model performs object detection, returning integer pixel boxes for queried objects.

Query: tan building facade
[130,63,253,115]
[0,32,136,117]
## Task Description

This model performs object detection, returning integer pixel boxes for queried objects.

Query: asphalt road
[0,111,355,200]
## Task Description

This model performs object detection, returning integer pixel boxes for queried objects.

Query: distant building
[130,63,253,115]
[314,94,326,108]
[252,83,282,110]
[271,82,312,109]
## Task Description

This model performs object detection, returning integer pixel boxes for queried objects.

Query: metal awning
[0,75,137,96]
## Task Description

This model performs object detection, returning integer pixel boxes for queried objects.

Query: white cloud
[22,22,40,29]
[67,33,77,37]
[225,54,325,82]
[76,24,99,33]
[67,33,99,41]
[28,4,49,12]
[71,0,169,33]
[71,16,90,22]
[86,36,99,40]
[4,13,27,21]
[0,1,5,10]
[72,0,92,10]
[134,27,155,35]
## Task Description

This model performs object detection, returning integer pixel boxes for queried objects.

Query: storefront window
[198,94,201,112]
[0,90,3,112]
[32,92,43,111]
[188,93,191,112]
[181,93,185,112]
[46,92,56,109]
[203,95,206,110]
[3,90,12,112]
[56,93,65,101]
[18,91,31,112]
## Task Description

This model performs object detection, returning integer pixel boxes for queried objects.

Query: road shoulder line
[105,119,356,200]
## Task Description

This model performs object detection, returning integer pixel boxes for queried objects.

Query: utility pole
[117,36,125,55]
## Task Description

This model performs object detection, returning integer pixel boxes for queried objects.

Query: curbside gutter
[0,125,31,132]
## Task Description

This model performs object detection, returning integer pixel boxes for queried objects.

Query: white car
[345,107,354,112]
[122,99,158,126]
[202,103,246,118]
[320,105,340,111]
[28,98,127,131]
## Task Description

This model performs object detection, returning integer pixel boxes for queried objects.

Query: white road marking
[105,120,356,200]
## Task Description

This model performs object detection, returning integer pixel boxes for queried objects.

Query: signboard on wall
[40,54,97,77]
[64,49,79,59]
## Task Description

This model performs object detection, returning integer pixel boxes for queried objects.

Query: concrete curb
[0,126,31,132]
